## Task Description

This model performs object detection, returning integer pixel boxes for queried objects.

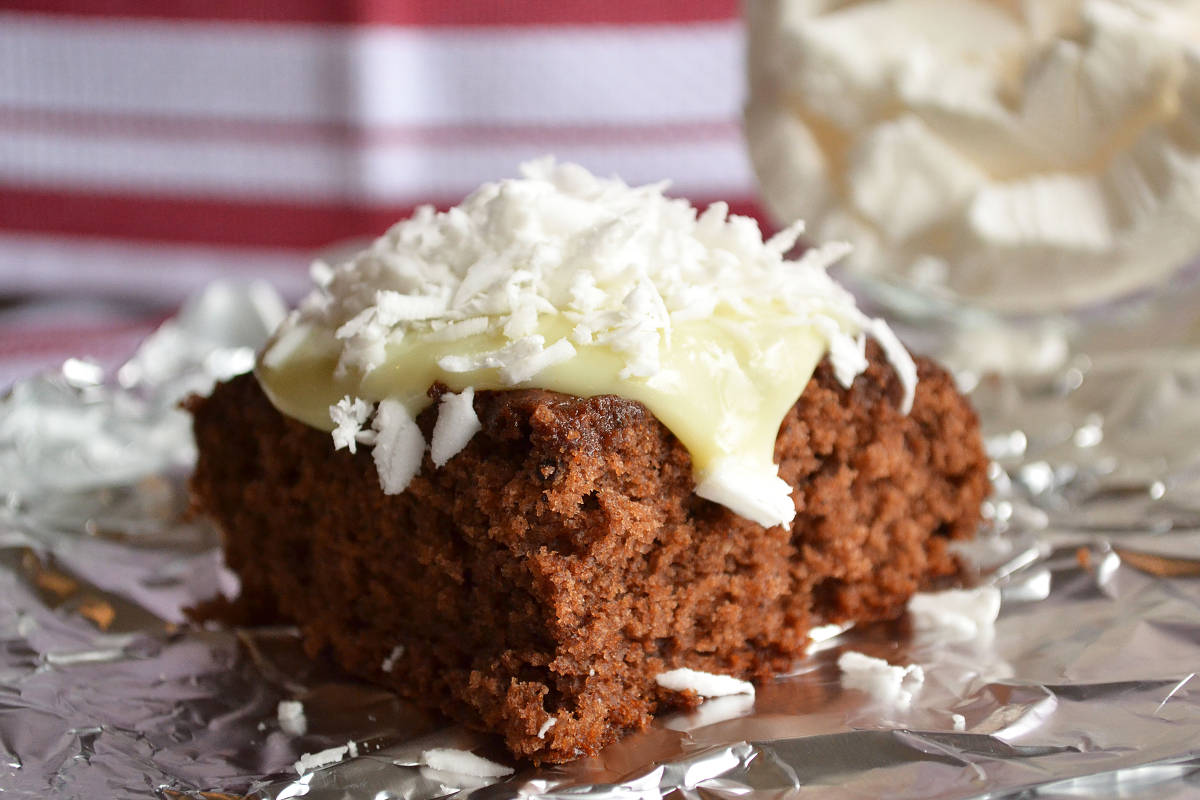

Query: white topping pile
[747,0,1200,312]
[299,158,895,390]
[264,160,917,525]
[655,667,756,698]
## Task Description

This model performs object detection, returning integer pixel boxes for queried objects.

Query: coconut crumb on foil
[655,668,756,698]
[837,651,925,710]
[418,748,514,778]
[293,743,350,775]
[276,700,307,737]
[907,585,1002,643]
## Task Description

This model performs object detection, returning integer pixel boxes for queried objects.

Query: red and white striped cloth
[0,1,763,387]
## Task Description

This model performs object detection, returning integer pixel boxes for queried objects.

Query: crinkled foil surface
[1,282,1198,799]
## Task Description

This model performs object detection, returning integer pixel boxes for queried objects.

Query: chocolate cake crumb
[188,342,988,763]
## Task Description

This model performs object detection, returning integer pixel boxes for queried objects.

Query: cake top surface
[291,157,892,386]
[257,160,916,528]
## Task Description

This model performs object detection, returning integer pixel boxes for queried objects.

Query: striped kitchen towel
[0,0,760,385]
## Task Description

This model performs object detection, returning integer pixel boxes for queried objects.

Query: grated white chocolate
[258,160,916,528]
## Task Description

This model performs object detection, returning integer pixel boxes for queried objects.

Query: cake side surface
[189,342,988,763]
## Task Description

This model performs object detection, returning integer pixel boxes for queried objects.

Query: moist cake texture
[189,342,988,763]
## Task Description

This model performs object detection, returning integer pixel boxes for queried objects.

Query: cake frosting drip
[746,0,1200,312]
[256,159,916,528]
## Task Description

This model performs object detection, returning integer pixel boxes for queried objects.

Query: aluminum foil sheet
[1,281,1198,799]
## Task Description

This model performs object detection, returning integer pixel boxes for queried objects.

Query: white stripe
[0,233,311,302]
[0,14,743,126]
[0,127,755,201]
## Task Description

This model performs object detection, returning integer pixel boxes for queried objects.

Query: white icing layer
[258,160,916,527]
[747,0,1200,312]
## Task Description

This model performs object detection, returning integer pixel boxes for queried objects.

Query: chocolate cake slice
[189,341,987,763]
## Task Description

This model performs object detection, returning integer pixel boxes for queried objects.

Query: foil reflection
[0,282,1198,799]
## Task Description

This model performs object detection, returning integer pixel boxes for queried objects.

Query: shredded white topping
[292,158,914,411]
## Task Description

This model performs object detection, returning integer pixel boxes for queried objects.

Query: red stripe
[0,187,768,250]
[7,1,738,26]
[0,187,421,249]
[0,316,168,357]
[0,108,741,148]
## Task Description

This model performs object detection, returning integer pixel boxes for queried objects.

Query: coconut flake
[430,387,482,467]
[502,337,577,384]
[438,336,577,386]
[381,644,405,673]
[371,399,425,494]
[329,396,375,454]
[907,585,1001,643]
[655,668,756,698]
[424,316,490,343]
[277,700,307,737]
[419,748,514,778]
[837,651,925,709]
[375,289,450,324]
[536,717,557,739]
[294,744,350,774]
